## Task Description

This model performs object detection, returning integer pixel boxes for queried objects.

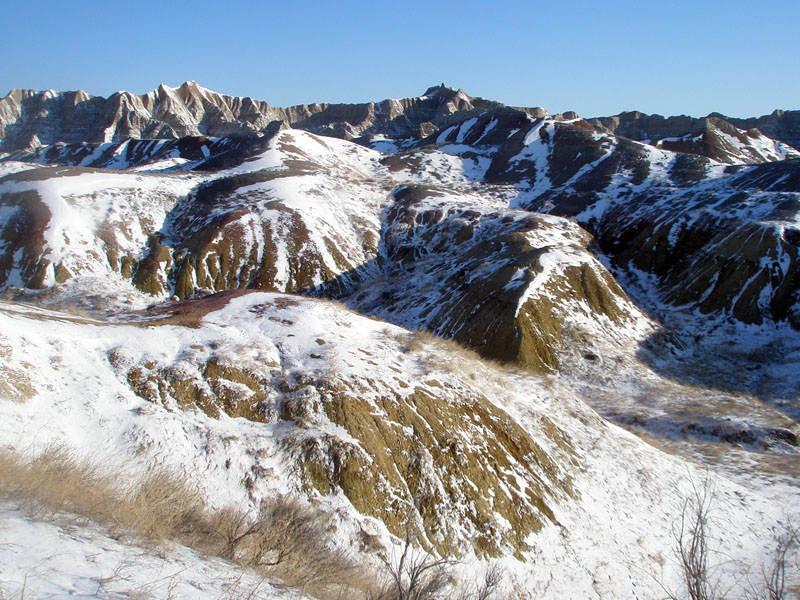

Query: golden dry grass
[0,445,378,599]
[395,328,529,387]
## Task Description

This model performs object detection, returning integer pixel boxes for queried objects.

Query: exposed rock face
[484,116,800,328]
[2,85,800,600]
[0,130,386,303]
[589,110,800,161]
[0,188,52,288]
[725,109,800,151]
[653,117,800,164]
[346,184,645,372]
[5,82,797,168]
[2,84,800,351]
[0,82,280,151]
[0,164,189,294]
[102,292,578,558]
[0,122,651,375]
[1,135,258,170]
[589,111,706,142]
[0,82,544,152]
[0,88,106,150]
[143,131,386,299]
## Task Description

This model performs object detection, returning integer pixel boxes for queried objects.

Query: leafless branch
[668,472,721,600]
[379,511,454,600]
[746,523,799,600]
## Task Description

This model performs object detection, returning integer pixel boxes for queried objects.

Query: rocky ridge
[4,81,798,165]
[0,82,541,153]
[590,109,800,157]
[2,97,799,364]
[0,125,651,376]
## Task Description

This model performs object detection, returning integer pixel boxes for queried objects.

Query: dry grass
[398,329,476,369]
[0,445,377,599]
[396,328,528,385]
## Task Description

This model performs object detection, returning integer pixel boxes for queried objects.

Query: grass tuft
[0,445,377,599]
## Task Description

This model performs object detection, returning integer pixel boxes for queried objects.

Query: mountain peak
[422,83,465,99]
[177,80,209,93]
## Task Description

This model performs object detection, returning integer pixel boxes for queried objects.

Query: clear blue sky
[4,0,799,118]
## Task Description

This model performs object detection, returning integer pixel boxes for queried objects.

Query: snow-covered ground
[0,504,296,600]
[0,294,797,598]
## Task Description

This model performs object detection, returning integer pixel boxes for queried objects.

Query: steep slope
[5,83,797,168]
[2,83,800,599]
[590,109,800,158]
[649,117,800,164]
[0,129,388,308]
[0,133,264,172]
[727,109,800,151]
[3,101,799,352]
[435,114,800,330]
[148,129,387,299]
[0,82,540,152]
[0,164,198,306]
[0,124,656,377]
[0,293,794,598]
[347,182,651,372]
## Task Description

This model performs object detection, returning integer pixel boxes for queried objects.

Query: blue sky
[4,0,798,118]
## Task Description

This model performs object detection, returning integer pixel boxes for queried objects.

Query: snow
[367,136,403,154]
[0,505,296,599]
[0,160,38,177]
[129,156,192,172]
[2,108,800,598]
[436,125,456,144]
[0,128,391,306]
[0,169,198,293]
[716,128,800,164]
[514,247,581,317]
[566,133,617,184]
[455,117,479,143]
[78,142,111,167]
[509,119,555,201]
[477,118,498,142]
[0,293,793,598]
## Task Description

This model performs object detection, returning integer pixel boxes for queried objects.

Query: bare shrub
[0,445,117,521]
[394,329,435,355]
[123,467,206,541]
[461,563,504,600]
[668,473,721,600]
[376,512,455,600]
[375,518,504,600]
[662,474,800,600]
[217,496,361,597]
[746,523,799,600]
[208,505,258,560]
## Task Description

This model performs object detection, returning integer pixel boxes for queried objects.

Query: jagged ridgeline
[1,82,799,367]
[0,81,527,152]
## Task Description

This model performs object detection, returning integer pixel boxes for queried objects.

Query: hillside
[1,293,795,598]
[1,83,799,599]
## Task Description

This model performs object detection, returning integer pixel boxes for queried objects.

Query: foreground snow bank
[0,504,296,599]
